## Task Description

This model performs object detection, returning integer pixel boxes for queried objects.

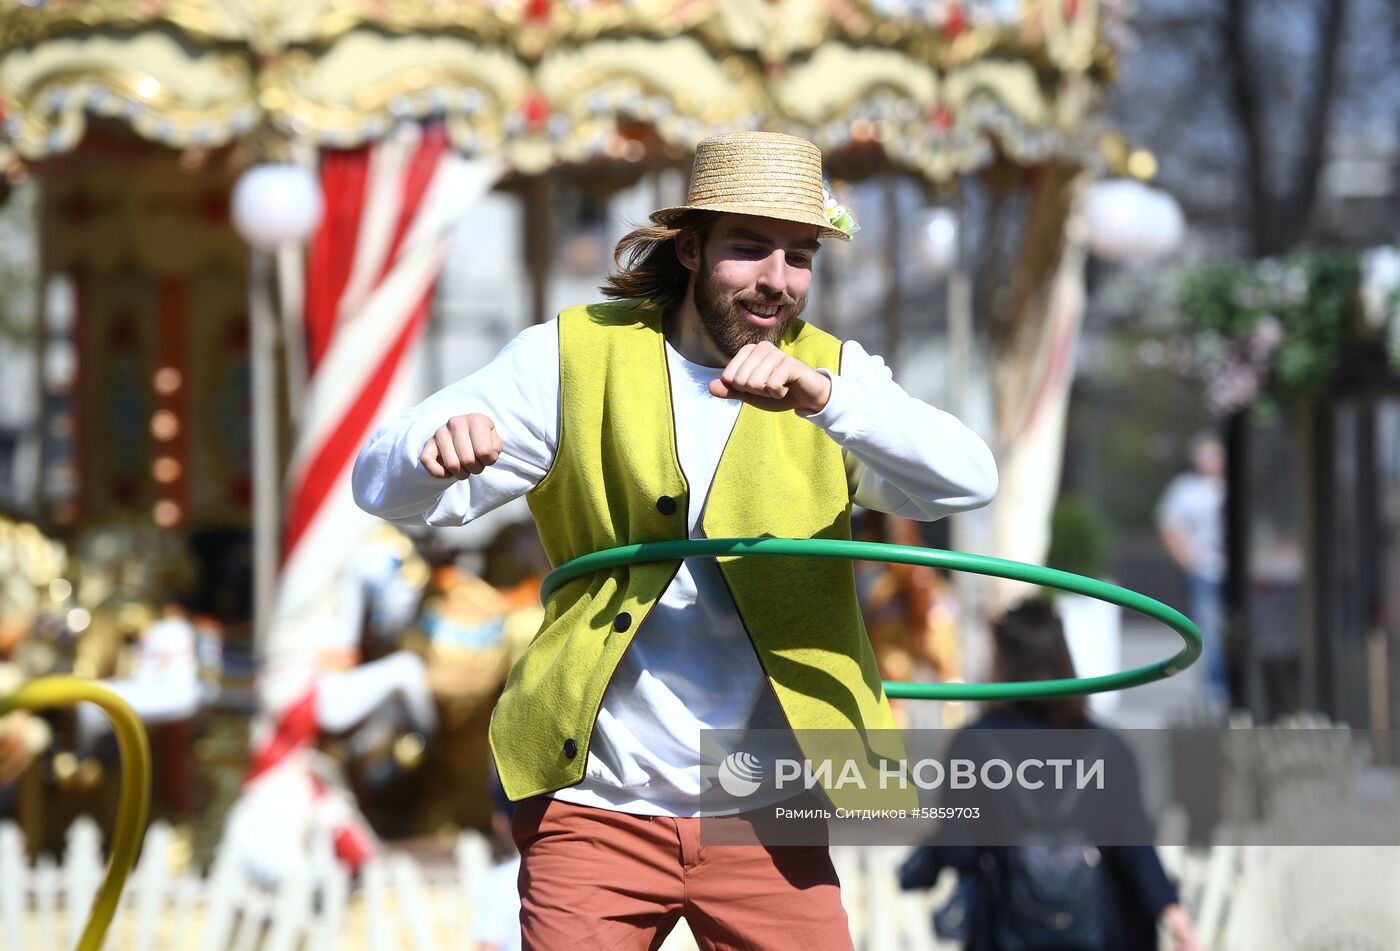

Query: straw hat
[650,131,855,241]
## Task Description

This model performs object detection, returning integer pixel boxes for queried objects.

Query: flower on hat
[822,180,861,237]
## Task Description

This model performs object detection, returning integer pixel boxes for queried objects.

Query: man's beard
[693,251,807,359]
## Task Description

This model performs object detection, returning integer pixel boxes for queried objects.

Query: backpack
[981,729,1112,951]
[986,842,1108,951]
[932,874,975,942]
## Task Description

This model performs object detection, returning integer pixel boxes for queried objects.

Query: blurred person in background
[1155,434,1229,709]
[898,599,1201,951]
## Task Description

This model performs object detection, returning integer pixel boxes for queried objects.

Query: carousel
[0,0,1180,874]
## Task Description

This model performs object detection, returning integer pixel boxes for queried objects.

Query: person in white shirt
[1155,433,1229,707]
[353,131,997,951]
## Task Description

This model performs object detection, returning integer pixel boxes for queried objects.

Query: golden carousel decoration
[2,0,1114,181]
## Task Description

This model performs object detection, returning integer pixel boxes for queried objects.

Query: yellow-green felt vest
[488,300,914,810]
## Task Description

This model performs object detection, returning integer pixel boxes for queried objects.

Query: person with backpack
[898,599,1202,951]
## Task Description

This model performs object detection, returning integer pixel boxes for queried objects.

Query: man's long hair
[598,211,715,312]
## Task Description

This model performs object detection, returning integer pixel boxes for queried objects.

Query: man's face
[1194,439,1225,477]
[684,213,821,358]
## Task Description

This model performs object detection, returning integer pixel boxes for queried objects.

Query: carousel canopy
[1,0,1115,182]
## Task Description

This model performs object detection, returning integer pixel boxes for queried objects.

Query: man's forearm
[798,351,998,518]
[351,415,457,522]
[351,320,560,526]
[845,400,998,516]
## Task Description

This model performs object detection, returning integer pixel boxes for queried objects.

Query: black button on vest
[613,612,632,633]
[656,495,677,515]
[563,738,578,759]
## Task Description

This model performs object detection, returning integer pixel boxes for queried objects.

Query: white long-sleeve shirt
[352,316,997,816]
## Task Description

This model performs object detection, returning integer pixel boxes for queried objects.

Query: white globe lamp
[918,206,959,274]
[1079,178,1184,262]
[231,163,323,250]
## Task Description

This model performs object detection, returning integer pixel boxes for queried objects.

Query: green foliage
[1046,494,1110,580]
[1175,250,1366,416]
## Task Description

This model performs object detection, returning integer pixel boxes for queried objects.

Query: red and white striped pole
[235,123,504,791]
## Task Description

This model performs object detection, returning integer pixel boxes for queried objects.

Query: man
[1155,433,1229,708]
[352,131,998,950]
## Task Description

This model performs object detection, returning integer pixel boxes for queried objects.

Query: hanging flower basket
[1168,248,1400,417]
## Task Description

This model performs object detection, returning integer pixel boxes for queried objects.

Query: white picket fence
[7,814,1379,951]
[0,820,970,951]
[1156,709,1400,951]
[1,816,533,951]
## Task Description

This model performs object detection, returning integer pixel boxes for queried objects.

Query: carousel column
[917,201,996,716]
[255,130,506,730]
[278,242,309,427]
[525,174,553,325]
[882,179,903,368]
[984,163,1185,618]
[947,256,995,707]
[231,163,325,654]
[249,249,279,656]
[987,163,1089,615]
[979,168,1182,713]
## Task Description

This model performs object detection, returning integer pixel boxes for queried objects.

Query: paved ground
[1100,615,1225,730]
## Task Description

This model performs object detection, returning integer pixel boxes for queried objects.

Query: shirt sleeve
[350,319,560,527]
[1154,476,1188,533]
[794,339,998,520]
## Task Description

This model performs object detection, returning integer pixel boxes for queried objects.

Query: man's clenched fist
[708,341,833,415]
[421,413,503,480]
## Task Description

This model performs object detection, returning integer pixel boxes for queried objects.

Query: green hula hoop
[541,538,1201,702]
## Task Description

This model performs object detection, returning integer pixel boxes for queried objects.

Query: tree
[1107,0,1397,256]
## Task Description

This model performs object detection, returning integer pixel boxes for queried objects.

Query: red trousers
[510,794,854,950]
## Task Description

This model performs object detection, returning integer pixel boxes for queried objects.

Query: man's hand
[420,413,503,480]
[1159,527,1196,574]
[708,341,833,414]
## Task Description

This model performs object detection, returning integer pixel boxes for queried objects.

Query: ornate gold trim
[0,1,237,47]
[0,0,1113,184]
